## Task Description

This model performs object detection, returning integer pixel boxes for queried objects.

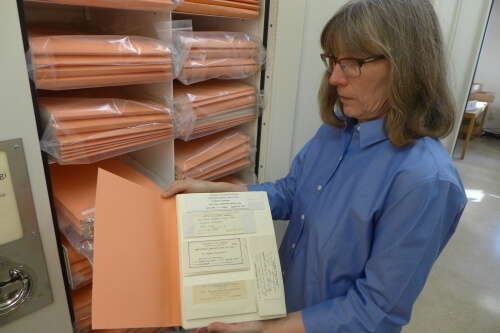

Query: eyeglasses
[320,53,386,78]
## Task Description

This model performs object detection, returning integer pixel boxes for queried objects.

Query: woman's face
[329,54,391,123]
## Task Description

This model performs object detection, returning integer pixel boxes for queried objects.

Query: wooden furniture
[460,101,488,159]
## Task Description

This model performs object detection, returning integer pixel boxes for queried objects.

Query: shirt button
[357,125,361,131]
[339,156,343,161]
[317,185,322,191]
[301,214,305,220]
[292,243,296,249]
[282,270,285,275]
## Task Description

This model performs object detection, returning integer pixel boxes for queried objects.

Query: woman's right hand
[161,179,247,198]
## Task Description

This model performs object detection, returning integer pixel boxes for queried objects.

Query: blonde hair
[318,0,455,146]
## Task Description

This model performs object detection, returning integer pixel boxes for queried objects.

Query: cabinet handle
[0,268,33,315]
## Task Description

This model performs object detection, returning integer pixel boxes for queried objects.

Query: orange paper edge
[92,169,181,329]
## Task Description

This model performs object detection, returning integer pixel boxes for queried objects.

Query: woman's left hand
[194,321,264,333]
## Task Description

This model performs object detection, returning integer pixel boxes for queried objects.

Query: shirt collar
[347,117,388,148]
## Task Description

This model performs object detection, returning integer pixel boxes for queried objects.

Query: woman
[163,0,467,332]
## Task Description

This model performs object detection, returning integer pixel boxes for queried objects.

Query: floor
[403,135,500,332]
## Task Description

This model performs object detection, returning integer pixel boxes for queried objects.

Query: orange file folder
[50,157,161,231]
[70,282,166,333]
[92,170,286,330]
[50,157,162,266]
[92,169,181,329]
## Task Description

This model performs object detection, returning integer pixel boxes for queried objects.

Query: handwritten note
[254,250,281,300]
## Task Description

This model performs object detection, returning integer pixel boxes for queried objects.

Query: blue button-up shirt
[247,118,467,332]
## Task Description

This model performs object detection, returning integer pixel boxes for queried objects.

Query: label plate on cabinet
[0,138,53,327]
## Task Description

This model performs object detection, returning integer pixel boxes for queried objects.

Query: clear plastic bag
[173,31,267,85]
[39,96,173,164]
[173,79,259,140]
[27,34,175,90]
[174,128,255,181]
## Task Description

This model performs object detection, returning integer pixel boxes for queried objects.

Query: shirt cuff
[301,302,333,333]
[246,184,260,191]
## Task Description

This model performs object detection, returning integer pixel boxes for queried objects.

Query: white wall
[259,0,344,183]
[288,2,338,159]
[261,0,492,184]
[434,0,493,153]
[474,0,500,131]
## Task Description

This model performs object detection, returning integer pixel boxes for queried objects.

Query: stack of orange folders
[174,128,252,180]
[70,283,93,333]
[70,282,166,333]
[173,79,256,140]
[212,174,248,185]
[61,233,93,290]
[29,34,173,90]
[175,0,260,18]
[50,157,162,265]
[39,97,173,164]
[176,32,262,85]
[25,0,178,11]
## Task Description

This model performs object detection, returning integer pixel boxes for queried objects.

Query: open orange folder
[92,170,286,330]
[50,157,163,266]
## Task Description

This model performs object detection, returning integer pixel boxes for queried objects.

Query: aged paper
[182,210,256,238]
[184,238,250,276]
[184,280,256,320]
[193,280,248,304]
[176,191,286,328]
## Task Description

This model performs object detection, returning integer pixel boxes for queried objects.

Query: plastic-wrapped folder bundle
[29,34,173,90]
[50,157,162,265]
[174,128,253,181]
[25,0,181,11]
[71,283,93,333]
[173,79,257,140]
[175,31,265,85]
[38,97,173,164]
[61,233,93,290]
[175,0,260,18]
